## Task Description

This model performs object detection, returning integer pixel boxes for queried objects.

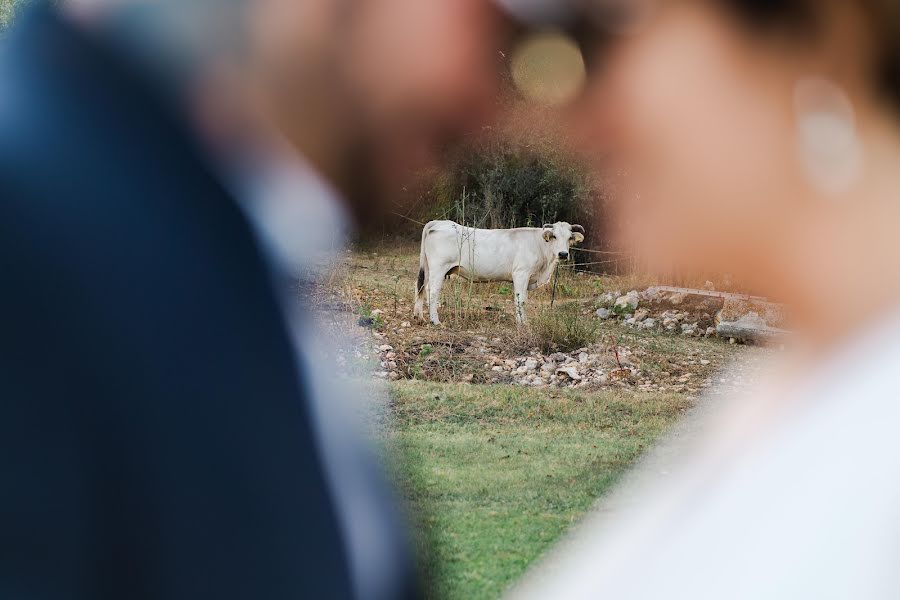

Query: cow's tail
[414,222,433,320]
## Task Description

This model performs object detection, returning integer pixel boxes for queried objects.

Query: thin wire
[573,247,630,255]
[387,211,427,227]
[558,259,623,268]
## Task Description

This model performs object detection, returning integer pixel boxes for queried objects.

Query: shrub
[514,303,600,353]
[356,303,384,330]
[433,134,596,230]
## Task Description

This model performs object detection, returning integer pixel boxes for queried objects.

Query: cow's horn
[571,224,585,234]
[543,223,553,229]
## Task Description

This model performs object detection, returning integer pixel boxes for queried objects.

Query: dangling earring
[794,77,864,196]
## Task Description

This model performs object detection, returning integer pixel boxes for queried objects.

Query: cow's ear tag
[572,232,585,244]
[543,230,554,242]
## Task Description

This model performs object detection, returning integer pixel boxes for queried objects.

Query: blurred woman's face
[578,2,810,287]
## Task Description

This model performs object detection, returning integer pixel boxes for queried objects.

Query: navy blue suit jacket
[0,7,404,599]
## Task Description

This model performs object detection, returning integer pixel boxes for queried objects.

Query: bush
[432,133,596,230]
[515,303,600,353]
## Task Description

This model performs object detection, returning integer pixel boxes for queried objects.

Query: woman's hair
[720,0,900,111]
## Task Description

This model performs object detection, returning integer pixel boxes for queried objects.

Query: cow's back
[423,222,544,281]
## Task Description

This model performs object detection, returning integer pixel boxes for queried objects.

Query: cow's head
[543,222,586,260]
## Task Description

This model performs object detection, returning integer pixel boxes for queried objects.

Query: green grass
[386,380,693,600]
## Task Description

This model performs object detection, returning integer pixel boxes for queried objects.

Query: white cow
[413,221,585,325]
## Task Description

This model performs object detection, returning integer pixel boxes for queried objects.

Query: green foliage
[556,282,577,297]
[356,303,384,330]
[525,303,600,353]
[432,130,597,230]
[612,302,631,316]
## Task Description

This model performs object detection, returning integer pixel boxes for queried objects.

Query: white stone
[556,366,582,381]
[614,290,640,312]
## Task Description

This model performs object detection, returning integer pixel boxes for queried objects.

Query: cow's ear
[543,229,554,242]
[572,232,585,244]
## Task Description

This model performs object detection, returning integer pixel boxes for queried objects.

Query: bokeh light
[511,31,586,105]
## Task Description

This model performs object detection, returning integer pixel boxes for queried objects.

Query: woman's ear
[543,229,554,242]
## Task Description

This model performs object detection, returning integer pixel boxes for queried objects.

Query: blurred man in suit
[0,0,510,598]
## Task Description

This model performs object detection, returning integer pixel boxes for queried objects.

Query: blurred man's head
[245,0,510,222]
[69,0,511,224]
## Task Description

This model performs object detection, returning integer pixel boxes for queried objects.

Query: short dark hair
[720,0,900,112]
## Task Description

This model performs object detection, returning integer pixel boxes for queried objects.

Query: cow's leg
[414,263,428,321]
[428,267,448,325]
[512,272,530,325]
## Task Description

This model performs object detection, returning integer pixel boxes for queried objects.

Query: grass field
[386,380,693,599]
[318,247,766,599]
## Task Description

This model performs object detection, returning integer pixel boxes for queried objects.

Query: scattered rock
[681,323,697,336]
[595,308,610,320]
[556,366,582,381]
[614,290,640,313]
[642,318,657,329]
[597,291,620,307]
[717,311,790,344]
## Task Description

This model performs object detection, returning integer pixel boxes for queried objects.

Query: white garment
[514,313,900,599]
